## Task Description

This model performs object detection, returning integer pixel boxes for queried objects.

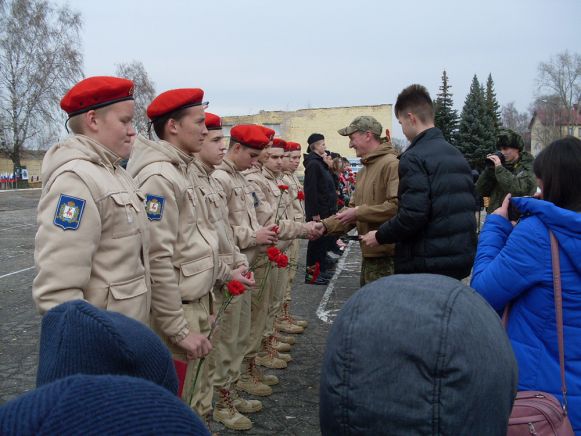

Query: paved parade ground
[0,188,363,435]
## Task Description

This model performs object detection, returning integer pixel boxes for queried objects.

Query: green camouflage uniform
[360,256,394,286]
[475,129,537,213]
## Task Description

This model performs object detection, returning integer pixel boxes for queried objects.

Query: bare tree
[0,0,83,175]
[115,61,156,135]
[391,137,409,154]
[537,50,581,129]
[529,95,563,153]
[501,102,529,136]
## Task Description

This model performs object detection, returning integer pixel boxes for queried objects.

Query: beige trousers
[284,240,300,302]
[209,287,251,389]
[245,254,274,358]
[163,297,212,417]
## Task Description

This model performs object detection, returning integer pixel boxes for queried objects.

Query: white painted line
[316,240,354,324]
[0,188,42,193]
[0,223,36,232]
[0,266,35,280]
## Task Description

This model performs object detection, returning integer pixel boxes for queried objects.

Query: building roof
[529,104,581,129]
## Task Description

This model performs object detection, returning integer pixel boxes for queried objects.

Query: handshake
[255,221,326,245]
[305,221,326,241]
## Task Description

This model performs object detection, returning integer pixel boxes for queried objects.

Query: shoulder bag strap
[549,230,568,415]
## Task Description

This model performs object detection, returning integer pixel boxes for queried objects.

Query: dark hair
[533,136,581,211]
[394,84,434,123]
[152,107,191,140]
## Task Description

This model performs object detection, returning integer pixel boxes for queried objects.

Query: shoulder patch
[53,194,86,230]
[145,194,165,221]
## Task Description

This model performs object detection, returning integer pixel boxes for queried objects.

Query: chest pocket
[198,186,222,224]
[244,186,258,209]
[109,191,141,239]
[269,183,287,217]
[185,187,198,225]
[231,186,246,212]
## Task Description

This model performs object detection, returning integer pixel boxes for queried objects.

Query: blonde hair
[67,106,111,135]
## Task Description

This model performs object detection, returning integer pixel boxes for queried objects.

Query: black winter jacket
[375,128,476,279]
[303,152,337,220]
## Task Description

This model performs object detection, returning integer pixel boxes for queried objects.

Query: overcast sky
[70,0,579,138]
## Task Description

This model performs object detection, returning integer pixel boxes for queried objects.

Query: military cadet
[244,138,321,372]
[193,113,258,431]
[33,76,151,325]
[277,141,309,335]
[320,116,399,286]
[126,89,253,423]
[213,125,280,399]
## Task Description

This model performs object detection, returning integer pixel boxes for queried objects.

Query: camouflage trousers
[360,256,395,286]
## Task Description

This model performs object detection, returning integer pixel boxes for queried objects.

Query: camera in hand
[486,151,506,167]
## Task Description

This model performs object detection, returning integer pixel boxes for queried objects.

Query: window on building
[578,127,581,137]
[568,127,574,135]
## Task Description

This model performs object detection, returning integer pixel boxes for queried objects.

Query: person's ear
[85,110,99,133]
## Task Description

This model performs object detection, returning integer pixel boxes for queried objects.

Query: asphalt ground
[0,188,364,435]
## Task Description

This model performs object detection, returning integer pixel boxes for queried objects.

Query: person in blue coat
[471,136,581,433]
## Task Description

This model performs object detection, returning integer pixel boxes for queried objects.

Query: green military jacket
[476,151,537,213]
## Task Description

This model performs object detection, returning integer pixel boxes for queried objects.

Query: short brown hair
[394,84,434,123]
[152,107,190,140]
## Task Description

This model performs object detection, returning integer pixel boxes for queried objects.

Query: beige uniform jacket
[127,137,229,344]
[213,158,262,265]
[282,172,305,224]
[323,143,399,258]
[33,135,151,324]
[244,166,307,250]
[191,159,247,270]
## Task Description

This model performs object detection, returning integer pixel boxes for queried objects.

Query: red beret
[259,126,276,140]
[60,76,134,117]
[230,125,270,150]
[272,138,287,149]
[286,141,302,152]
[205,112,222,130]
[146,88,205,121]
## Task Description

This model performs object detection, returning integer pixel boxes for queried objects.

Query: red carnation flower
[297,190,305,201]
[307,261,321,283]
[227,280,246,296]
[278,184,289,191]
[266,246,281,261]
[276,254,289,268]
[337,198,345,207]
[272,225,280,234]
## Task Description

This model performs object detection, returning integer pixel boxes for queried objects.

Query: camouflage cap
[338,116,383,137]
[496,128,524,151]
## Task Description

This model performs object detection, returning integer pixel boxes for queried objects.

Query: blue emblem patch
[53,194,86,230]
[251,191,259,208]
[145,194,164,221]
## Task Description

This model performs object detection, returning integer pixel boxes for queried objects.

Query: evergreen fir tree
[485,74,502,132]
[434,70,459,144]
[457,75,497,170]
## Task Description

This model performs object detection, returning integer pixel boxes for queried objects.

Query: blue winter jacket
[471,197,581,433]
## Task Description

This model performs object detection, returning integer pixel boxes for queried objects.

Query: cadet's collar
[74,134,124,168]
[221,157,238,173]
[200,160,215,175]
[262,166,278,180]
[194,157,215,176]
[163,140,193,165]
